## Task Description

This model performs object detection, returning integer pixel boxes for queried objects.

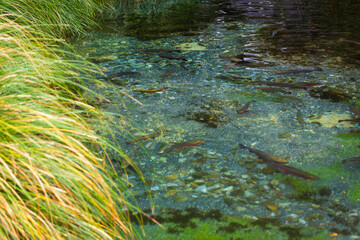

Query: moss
[134,208,331,240]
[347,180,360,202]
[277,175,318,201]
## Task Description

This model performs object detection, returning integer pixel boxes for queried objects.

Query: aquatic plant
[0,1,140,238]
[134,208,331,240]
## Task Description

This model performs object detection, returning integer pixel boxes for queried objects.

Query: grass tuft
[0,2,140,239]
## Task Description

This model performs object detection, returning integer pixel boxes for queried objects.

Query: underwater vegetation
[134,208,331,240]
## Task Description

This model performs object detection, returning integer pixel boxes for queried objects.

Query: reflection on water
[75,0,360,239]
[101,0,359,64]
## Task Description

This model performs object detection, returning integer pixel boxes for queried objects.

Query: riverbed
[73,0,360,238]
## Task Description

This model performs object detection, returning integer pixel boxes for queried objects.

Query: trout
[133,87,169,93]
[140,49,182,53]
[272,164,320,180]
[126,132,160,145]
[107,72,140,78]
[158,54,187,61]
[237,100,256,114]
[238,144,288,164]
[158,139,205,155]
[276,68,322,74]
[342,157,360,164]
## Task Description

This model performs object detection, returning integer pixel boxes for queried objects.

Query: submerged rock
[184,98,233,128]
[308,86,352,102]
[175,42,206,51]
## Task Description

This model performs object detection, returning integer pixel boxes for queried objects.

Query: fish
[219,54,244,63]
[276,95,303,103]
[271,163,320,180]
[294,82,325,88]
[133,87,169,93]
[158,139,205,155]
[158,54,187,61]
[342,157,360,164]
[349,129,360,134]
[349,104,360,116]
[179,61,187,70]
[126,132,160,145]
[160,70,175,78]
[276,68,322,74]
[107,72,140,78]
[238,144,288,164]
[338,38,360,46]
[139,49,182,53]
[237,100,256,114]
[293,107,306,124]
[260,81,307,89]
[258,87,292,94]
[338,118,360,123]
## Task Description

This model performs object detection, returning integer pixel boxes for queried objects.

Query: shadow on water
[100,0,359,64]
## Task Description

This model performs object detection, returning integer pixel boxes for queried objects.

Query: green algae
[135,208,331,240]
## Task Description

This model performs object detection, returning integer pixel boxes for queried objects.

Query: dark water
[75,0,360,239]
[102,0,360,64]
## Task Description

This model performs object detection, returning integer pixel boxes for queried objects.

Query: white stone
[195,185,208,193]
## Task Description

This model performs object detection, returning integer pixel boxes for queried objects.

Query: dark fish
[158,139,205,155]
[158,54,187,61]
[179,61,187,70]
[349,129,360,134]
[276,95,303,103]
[349,104,360,117]
[338,38,360,46]
[219,54,244,63]
[126,132,160,145]
[294,82,325,87]
[107,72,140,78]
[260,81,307,89]
[338,118,360,123]
[272,164,320,180]
[238,144,288,164]
[293,107,306,124]
[140,49,182,53]
[133,87,169,93]
[276,68,322,74]
[258,87,292,94]
[237,100,256,114]
[160,70,174,78]
[342,157,360,164]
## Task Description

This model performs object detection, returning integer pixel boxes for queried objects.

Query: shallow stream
[73,0,360,238]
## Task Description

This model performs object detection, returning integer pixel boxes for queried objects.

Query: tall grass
[0,0,112,37]
[0,0,140,239]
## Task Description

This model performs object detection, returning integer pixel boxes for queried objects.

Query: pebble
[166,190,178,196]
[236,207,247,212]
[278,132,292,138]
[195,185,208,193]
[151,185,160,191]
[286,214,299,223]
[173,195,188,202]
[244,190,255,198]
[166,183,179,188]
[266,204,279,211]
[270,179,279,187]
[165,174,179,181]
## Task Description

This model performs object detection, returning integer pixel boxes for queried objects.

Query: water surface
[74,0,360,238]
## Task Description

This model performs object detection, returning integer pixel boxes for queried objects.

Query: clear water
[73,0,360,238]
